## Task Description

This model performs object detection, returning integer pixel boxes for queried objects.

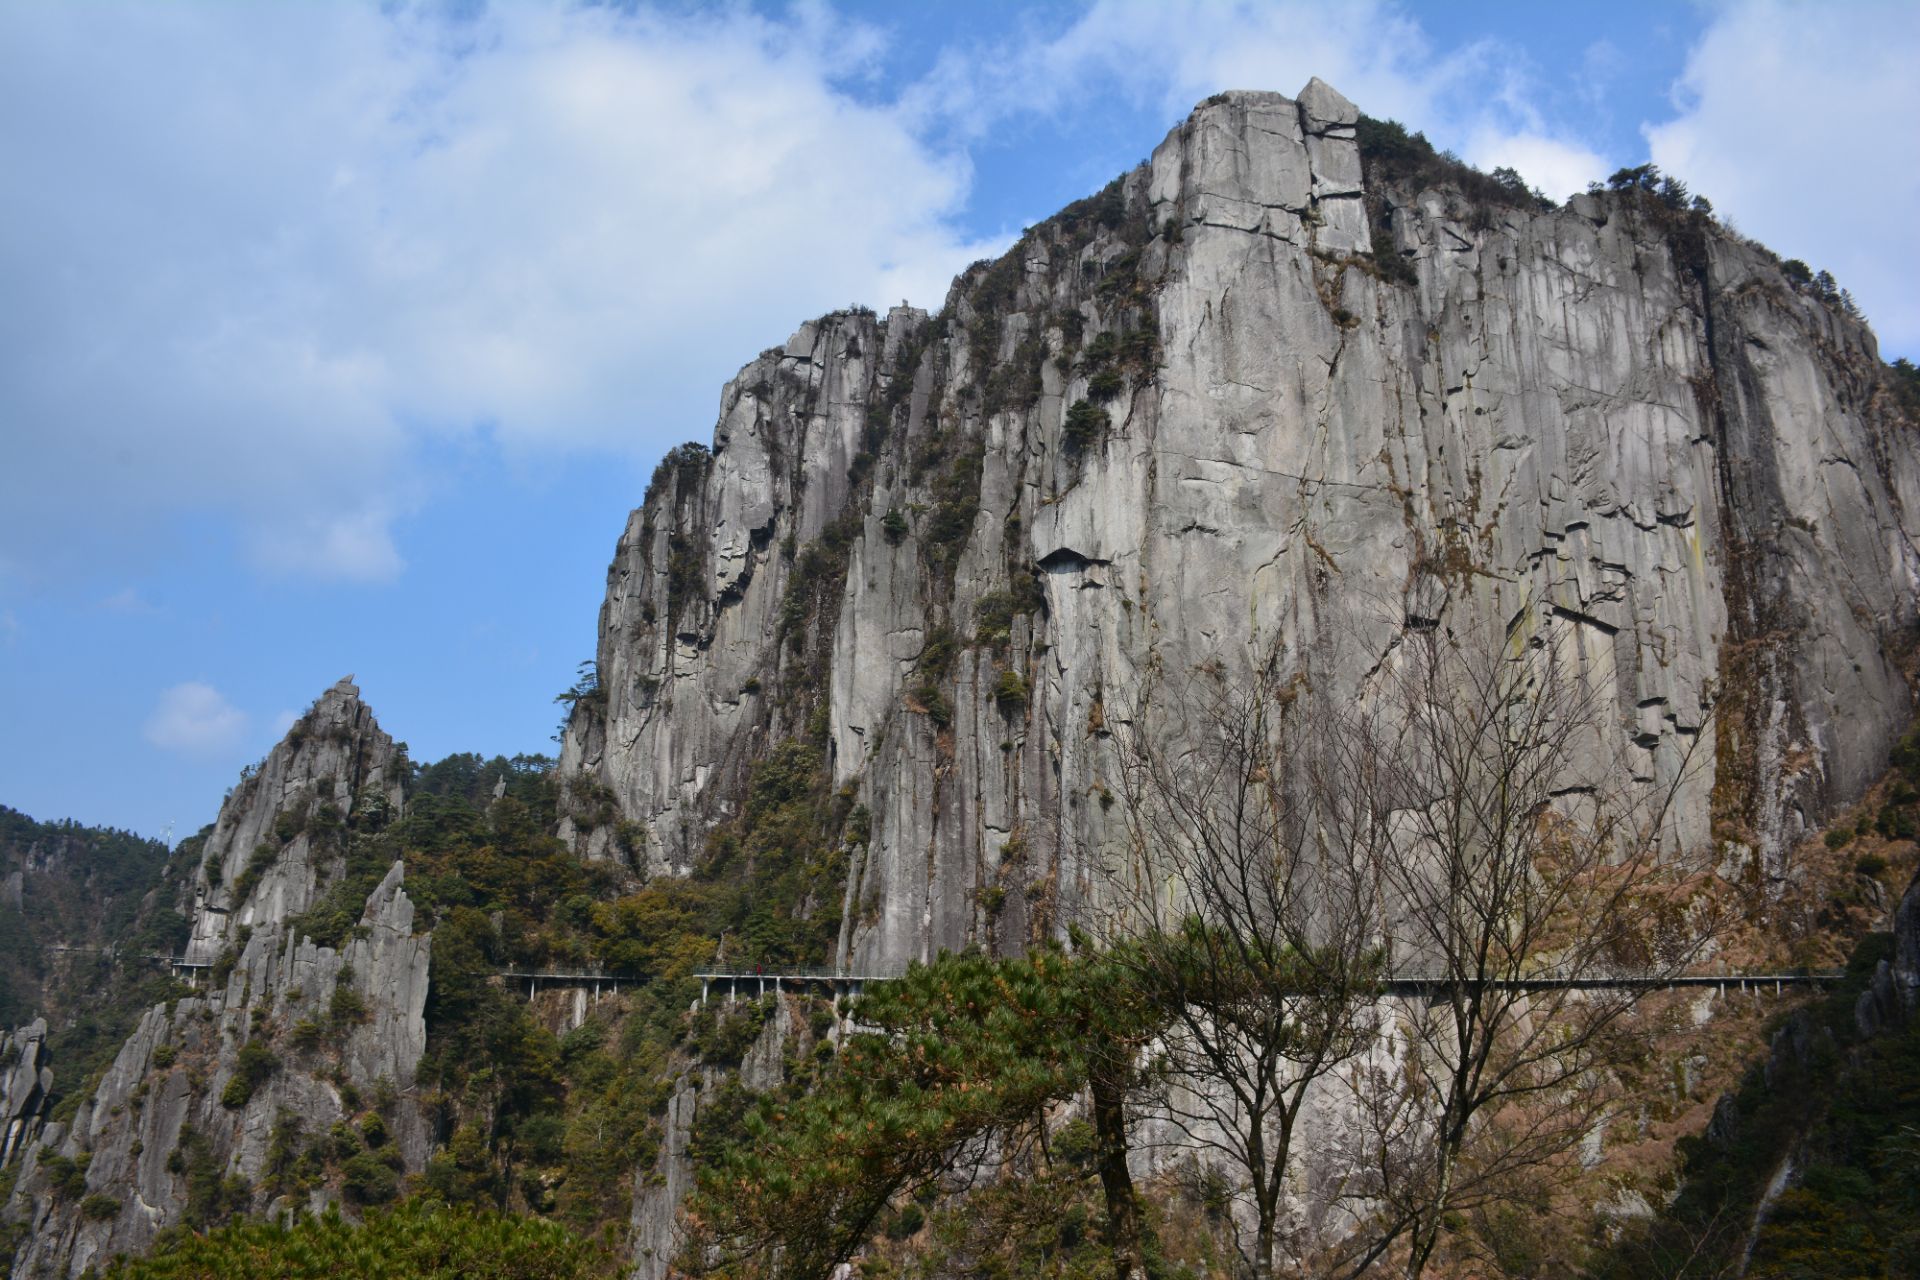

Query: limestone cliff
[4,680,429,1278]
[560,80,1920,974]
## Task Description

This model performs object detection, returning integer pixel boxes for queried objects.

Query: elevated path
[514,964,1848,1006]
[145,953,1845,1003]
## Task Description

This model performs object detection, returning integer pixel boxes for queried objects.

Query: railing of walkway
[136,953,1850,1002]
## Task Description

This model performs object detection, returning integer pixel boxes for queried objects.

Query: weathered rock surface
[0,1021,52,1169]
[4,681,428,1279]
[1857,869,1920,1034]
[561,83,1920,978]
[183,676,405,967]
[626,1001,799,1280]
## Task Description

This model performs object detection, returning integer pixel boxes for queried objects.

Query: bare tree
[1108,657,1389,1280]
[1323,617,1718,1279]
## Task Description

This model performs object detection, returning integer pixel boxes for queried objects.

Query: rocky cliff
[560,80,1920,974]
[0,1023,52,1172]
[4,679,430,1278]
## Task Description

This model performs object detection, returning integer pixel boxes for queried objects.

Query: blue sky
[4,0,1918,841]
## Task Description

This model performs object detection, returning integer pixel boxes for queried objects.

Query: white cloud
[1645,0,1920,355]
[99,588,159,614]
[902,1,1608,223]
[0,3,999,586]
[144,682,250,754]
[905,0,1464,141]
[10,0,1908,600]
[1462,132,1609,202]
[251,508,406,584]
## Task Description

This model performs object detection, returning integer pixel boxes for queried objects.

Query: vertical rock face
[183,676,405,966]
[562,80,1920,975]
[0,1021,52,1169]
[5,681,429,1279]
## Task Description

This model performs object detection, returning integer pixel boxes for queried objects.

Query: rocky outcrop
[1856,870,1920,1035]
[628,1001,801,1280]
[0,1021,52,1168]
[183,676,405,966]
[4,681,428,1279]
[562,81,1920,974]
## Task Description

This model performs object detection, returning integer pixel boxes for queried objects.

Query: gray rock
[562,82,1920,984]
[1297,77,1360,134]
[1895,871,1920,1009]
[6,683,429,1279]
[183,676,405,967]
[0,1020,52,1167]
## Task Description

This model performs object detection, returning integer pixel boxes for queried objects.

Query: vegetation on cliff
[99,1199,615,1280]
[0,807,191,1123]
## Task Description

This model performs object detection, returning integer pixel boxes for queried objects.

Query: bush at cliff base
[100,1198,617,1280]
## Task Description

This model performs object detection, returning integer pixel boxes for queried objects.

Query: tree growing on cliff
[684,945,1165,1280]
[100,1199,616,1279]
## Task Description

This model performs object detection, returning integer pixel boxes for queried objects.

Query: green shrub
[273,806,308,844]
[1051,1119,1098,1169]
[100,1199,615,1279]
[912,683,952,728]
[41,1153,89,1200]
[1825,827,1854,849]
[230,842,279,906]
[1081,331,1120,368]
[168,1126,249,1231]
[341,1148,400,1206]
[1854,853,1889,879]
[207,925,252,989]
[975,593,1020,646]
[80,1193,119,1222]
[992,671,1029,712]
[329,985,369,1031]
[1086,368,1124,402]
[221,1039,279,1109]
[1063,399,1109,453]
[881,508,909,545]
